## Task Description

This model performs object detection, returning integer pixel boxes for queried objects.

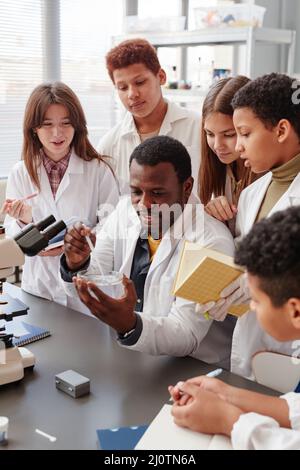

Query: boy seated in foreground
[169,206,300,450]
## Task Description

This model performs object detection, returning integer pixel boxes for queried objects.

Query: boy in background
[170,206,300,450]
[98,38,200,194]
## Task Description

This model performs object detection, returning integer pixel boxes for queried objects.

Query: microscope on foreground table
[0,215,66,385]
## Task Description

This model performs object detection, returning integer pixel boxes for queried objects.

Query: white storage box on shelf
[194,4,266,29]
[124,15,186,34]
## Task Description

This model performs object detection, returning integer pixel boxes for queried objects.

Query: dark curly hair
[106,38,161,83]
[232,73,300,139]
[129,135,192,184]
[235,206,300,306]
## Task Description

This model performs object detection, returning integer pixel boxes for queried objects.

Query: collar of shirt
[41,148,71,176]
[147,235,161,261]
[272,152,300,184]
[119,99,193,138]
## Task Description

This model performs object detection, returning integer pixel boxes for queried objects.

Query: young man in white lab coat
[98,39,200,194]
[170,206,300,450]
[61,136,235,368]
[203,73,300,378]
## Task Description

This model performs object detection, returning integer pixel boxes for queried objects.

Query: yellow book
[173,241,249,317]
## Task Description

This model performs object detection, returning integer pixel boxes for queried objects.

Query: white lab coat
[5,151,119,314]
[63,194,237,367]
[97,100,201,194]
[231,171,300,377]
[231,392,300,449]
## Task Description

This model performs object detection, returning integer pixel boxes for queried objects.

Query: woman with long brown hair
[199,76,257,234]
[2,82,119,313]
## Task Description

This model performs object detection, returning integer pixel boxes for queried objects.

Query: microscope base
[0,345,35,385]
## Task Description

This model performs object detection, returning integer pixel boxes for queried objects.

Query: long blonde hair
[199,76,255,205]
[22,81,110,190]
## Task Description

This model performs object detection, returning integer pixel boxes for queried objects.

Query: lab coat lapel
[38,164,58,217]
[270,172,300,214]
[159,100,188,135]
[149,194,198,273]
[120,204,142,275]
[288,172,300,206]
[245,173,272,232]
[55,151,84,203]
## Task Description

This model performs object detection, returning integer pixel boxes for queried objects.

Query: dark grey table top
[0,283,278,450]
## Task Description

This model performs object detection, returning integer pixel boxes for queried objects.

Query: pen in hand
[205,368,223,378]
[0,192,39,217]
[20,191,39,201]
[169,368,223,401]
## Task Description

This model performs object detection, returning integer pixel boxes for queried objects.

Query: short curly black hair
[232,73,300,139]
[129,135,192,183]
[235,206,300,306]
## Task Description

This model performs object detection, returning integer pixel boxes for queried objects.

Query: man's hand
[73,274,137,334]
[64,222,95,271]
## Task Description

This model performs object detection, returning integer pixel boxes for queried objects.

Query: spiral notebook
[5,320,51,347]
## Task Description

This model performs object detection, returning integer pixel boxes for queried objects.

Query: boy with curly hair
[170,206,300,450]
[205,73,300,378]
[98,39,200,194]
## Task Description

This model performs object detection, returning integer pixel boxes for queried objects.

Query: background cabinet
[116,0,296,107]
[114,26,296,77]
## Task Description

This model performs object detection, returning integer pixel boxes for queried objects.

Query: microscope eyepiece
[42,220,66,242]
[13,215,66,256]
[35,215,56,231]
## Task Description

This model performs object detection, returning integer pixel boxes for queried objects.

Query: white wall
[278,0,300,74]
[254,0,299,76]
[253,0,281,76]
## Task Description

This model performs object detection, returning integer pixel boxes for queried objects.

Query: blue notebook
[97,425,148,450]
[5,321,51,347]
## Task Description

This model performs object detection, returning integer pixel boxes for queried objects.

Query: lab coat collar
[149,192,200,272]
[121,192,200,273]
[37,149,84,205]
[250,170,300,219]
[53,150,84,202]
[37,149,83,176]
[275,171,300,212]
[119,99,190,138]
[244,172,272,231]
[159,99,190,135]
[62,149,84,174]
[242,171,300,233]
